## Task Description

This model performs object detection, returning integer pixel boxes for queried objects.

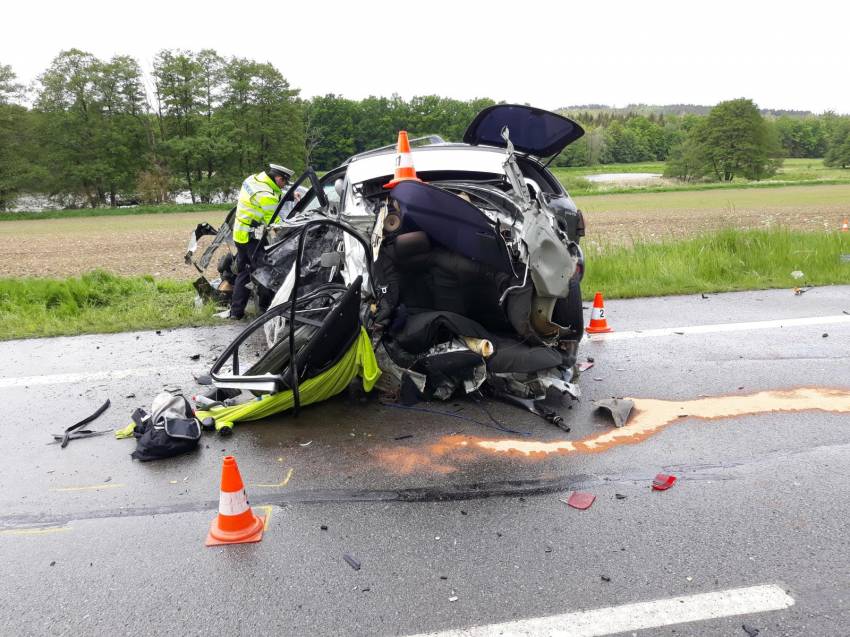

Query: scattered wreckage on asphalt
[186,105,589,433]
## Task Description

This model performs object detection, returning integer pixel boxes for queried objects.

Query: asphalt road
[1,285,849,636]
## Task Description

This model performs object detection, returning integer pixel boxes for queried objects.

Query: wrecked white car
[191,105,588,431]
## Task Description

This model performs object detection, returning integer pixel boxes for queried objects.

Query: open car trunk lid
[462,104,584,159]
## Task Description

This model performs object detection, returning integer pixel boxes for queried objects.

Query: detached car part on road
[191,105,588,430]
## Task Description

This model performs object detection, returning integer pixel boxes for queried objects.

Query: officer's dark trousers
[230,239,273,318]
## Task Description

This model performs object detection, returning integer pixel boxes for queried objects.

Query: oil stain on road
[376,387,850,474]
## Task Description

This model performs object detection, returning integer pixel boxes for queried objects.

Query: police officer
[229,163,294,319]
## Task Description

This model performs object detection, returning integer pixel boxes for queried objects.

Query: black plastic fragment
[343,553,361,571]
[52,399,111,448]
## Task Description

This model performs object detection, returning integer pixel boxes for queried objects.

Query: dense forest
[1,49,849,210]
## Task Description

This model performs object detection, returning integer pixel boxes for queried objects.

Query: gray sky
[2,0,848,113]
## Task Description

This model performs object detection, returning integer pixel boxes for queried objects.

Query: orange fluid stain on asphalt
[476,387,850,456]
[375,387,850,474]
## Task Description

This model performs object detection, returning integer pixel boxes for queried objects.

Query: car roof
[344,144,509,185]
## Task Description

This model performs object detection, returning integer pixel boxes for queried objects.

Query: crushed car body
[192,105,588,430]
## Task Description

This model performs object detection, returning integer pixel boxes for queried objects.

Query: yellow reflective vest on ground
[233,171,282,244]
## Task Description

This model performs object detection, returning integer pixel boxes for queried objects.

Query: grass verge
[583,228,850,299]
[1,229,847,340]
[0,202,231,222]
[0,270,219,340]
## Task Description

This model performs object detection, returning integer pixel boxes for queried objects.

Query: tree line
[1,49,849,211]
[553,106,850,174]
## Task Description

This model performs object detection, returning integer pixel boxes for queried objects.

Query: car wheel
[553,279,584,340]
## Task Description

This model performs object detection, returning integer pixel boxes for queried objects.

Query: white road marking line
[0,366,189,388]
[2,316,846,387]
[408,584,794,637]
[591,314,850,341]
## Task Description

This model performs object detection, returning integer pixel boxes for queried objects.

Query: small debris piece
[742,624,760,637]
[701,294,709,299]
[189,354,201,361]
[593,377,603,382]
[343,554,361,571]
[49,561,56,567]
[600,575,611,582]
[299,441,313,447]
[544,546,553,553]
[594,398,634,428]
[686,576,693,582]
[565,491,596,510]
[652,473,677,491]
[586,356,595,363]
[440,576,448,580]
[448,596,458,603]
[673,331,685,335]
[163,385,180,393]
[394,434,414,440]
[460,510,467,515]
[104,477,111,483]
[577,361,595,372]
[615,493,627,500]
[790,270,804,279]
[155,330,162,335]
[822,333,828,338]
[677,414,689,418]
[125,393,136,399]
[320,525,328,531]
[361,587,370,592]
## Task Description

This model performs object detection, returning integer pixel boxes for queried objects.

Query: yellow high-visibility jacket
[233,171,282,244]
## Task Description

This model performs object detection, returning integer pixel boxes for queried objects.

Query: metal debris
[343,554,361,571]
[593,398,634,427]
[189,354,201,360]
[299,441,313,447]
[577,360,595,372]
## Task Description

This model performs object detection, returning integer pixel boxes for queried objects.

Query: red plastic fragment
[566,491,596,510]
[652,473,677,490]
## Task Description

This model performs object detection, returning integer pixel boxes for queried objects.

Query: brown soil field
[2,184,849,279]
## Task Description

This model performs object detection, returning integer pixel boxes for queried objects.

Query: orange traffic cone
[586,292,613,334]
[841,217,849,232]
[383,131,422,189]
[206,456,266,546]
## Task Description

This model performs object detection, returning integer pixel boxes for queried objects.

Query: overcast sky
[2,0,848,113]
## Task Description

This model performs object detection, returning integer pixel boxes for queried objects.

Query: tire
[553,278,584,340]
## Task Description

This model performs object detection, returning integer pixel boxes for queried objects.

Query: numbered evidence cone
[206,456,266,546]
[586,292,613,334]
[383,130,422,189]
[841,217,849,232]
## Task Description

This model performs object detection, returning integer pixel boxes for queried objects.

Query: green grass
[583,228,850,299]
[553,158,850,197]
[574,183,850,214]
[0,270,220,340]
[0,202,231,222]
